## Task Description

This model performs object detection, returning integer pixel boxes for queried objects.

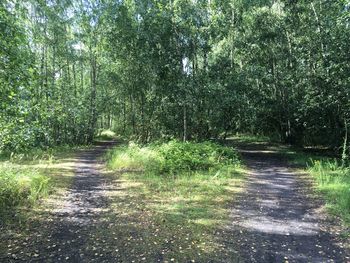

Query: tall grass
[308,159,350,224]
[107,140,241,177]
[107,142,161,172]
[0,164,50,219]
[0,144,92,165]
[0,143,95,222]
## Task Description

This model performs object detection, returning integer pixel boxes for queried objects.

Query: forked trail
[227,141,349,263]
[2,140,349,262]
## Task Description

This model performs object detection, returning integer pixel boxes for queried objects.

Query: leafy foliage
[0,0,349,160]
[156,141,240,174]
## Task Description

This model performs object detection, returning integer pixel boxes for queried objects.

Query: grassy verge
[0,145,88,226]
[282,148,350,227]
[309,160,350,225]
[227,133,277,143]
[0,145,89,260]
[104,140,244,261]
[0,165,49,220]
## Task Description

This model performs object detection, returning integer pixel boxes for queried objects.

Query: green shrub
[107,140,240,177]
[0,164,50,216]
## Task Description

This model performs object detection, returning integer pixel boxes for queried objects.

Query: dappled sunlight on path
[224,141,348,263]
[0,141,120,262]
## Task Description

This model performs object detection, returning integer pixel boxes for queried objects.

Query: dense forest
[1,1,350,262]
[1,0,350,155]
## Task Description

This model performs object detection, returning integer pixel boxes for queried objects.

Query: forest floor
[0,139,349,262]
[225,139,349,262]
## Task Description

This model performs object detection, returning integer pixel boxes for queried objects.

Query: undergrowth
[107,140,241,176]
[0,144,86,225]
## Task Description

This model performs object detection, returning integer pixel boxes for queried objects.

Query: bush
[107,140,240,177]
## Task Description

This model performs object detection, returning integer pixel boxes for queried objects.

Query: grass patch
[227,133,276,143]
[105,140,244,261]
[0,145,85,226]
[0,165,50,220]
[308,159,350,225]
[123,170,243,227]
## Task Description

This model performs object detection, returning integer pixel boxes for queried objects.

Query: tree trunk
[183,104,187,142]
[89,44,97,142]
[342,119,348,166]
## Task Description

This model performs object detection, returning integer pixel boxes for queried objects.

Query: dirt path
[42,141,117,262]
[2,140,349,262]
[227,141,349,263]
[1,141,117,262]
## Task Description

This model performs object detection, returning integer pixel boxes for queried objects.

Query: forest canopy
[1,0,349,156]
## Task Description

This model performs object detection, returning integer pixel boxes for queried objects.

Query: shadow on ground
[2,140,347,262]
[0,141,239,263]
[219,139,349,263]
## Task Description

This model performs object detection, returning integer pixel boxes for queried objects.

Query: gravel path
[228,142,349,263]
